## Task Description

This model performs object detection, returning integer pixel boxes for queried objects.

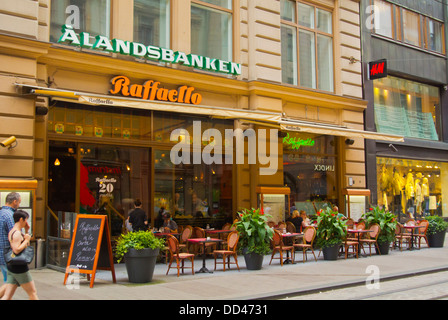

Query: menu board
[64,214,116,288]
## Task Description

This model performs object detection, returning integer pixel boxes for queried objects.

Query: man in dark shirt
[128,199,148,232]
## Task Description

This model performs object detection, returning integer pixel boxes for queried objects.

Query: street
[283,270,448,300]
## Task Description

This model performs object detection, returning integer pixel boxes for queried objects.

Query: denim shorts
[6,270,32,286]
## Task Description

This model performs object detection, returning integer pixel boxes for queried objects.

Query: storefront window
[134,0,170,48]
[191,0,233,62]
[377,157,448,219]
[374,76,441,141]
[154,149,233,229]
[281,0,334,92]
[48,103,152,140]
[50,0,110,43]
[283,131,338,215]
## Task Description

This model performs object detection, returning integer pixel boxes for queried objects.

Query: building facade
[0,0,401,266]
[361,0,448,221]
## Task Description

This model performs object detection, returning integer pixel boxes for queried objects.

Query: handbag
[4,230,34,265]
[4,246,34,266]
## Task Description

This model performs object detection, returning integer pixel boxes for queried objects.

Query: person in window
[128,199,148,232]
[162,213,178,233]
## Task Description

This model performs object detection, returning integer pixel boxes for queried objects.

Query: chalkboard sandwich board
[64,214,116,288]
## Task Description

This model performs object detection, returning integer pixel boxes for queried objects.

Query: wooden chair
[178,225,193,252]
[166,235,195,277]
[359,223,381,256]
[286,221,296,233]
[415,220,429,249]
[393,223,411,251]
[213,231,240,271]
[293,226,317,263]
[269,230,294,266]
[343,236,359,259]
[193,226,216,255]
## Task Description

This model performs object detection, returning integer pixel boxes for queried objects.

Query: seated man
[162,213,178,233]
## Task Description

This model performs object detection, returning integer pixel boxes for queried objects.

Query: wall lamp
[0,136,17,150]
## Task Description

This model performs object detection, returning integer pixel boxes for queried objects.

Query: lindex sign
[368,59,387,80]
[58,25,242,76]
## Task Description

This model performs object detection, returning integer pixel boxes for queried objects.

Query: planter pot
[428,230,446,248]
[124,248,160,283]
[376,242,390,255]
[322,244,340,261]
[242,248,264,270]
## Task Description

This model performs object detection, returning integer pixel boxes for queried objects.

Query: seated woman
[300,210,311,229]
[288,210,303,233]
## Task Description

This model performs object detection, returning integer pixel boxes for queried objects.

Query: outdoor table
[402,225,424,250]
[347,229,373,256]
[281,232,303,264]
[154,232,180,239]
[187,238,223,273]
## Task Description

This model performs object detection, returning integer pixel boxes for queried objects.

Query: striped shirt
[0,206,15,265]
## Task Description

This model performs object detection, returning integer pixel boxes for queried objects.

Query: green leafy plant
[426,215,448,236]
[362,205,397,245]
[315,207,347,248]
[234,208,274,255]
[115,230,165,263]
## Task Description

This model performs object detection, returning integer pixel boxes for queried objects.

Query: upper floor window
[281,0,334,92]
[191,0,233,62]
[373,0,445,55]
[134,0,170,48]
[50,0,110,43]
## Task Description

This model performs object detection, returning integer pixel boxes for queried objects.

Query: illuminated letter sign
[368,59,387,80]
[110,76,202,105]
[282,132,315,150]
[58,25,242,76]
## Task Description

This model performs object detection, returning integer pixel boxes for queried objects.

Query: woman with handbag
[1,210,38,300]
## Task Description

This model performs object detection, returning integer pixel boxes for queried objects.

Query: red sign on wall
[368,59,387,80]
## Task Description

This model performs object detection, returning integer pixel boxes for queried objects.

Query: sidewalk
[9,237,448,300]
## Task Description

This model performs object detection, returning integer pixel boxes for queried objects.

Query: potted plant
[315,207,347,260]
[115,230,165,283]
[426,215,448,248]
[234,208,274,270]
[362,206,397,255]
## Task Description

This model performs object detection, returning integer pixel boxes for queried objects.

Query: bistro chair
[179,225,193,252]
[359,223,381,256]
[193,226,217,255]
[166,235,195,277]
[343,235,359,259]
[269,230,294,266]
[213,231,240,272]
[293,226,317,263]
[415,220,429,249]
[346,218,355,229]
[393,223,411,251]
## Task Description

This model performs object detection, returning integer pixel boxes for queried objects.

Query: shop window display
[377,157,448,220]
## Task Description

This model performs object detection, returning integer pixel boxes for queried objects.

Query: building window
[373,0,445,54]
[191,0,233,62]
[134,0,170,48]
[373,76,441,141]
[281,0,334,92]
[377,157,448,219]
[50,0,110,43]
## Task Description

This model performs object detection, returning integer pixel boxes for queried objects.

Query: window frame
[281,0,335,93]
[133,0,171,48]
[372,0,445,55]
[190,0,234,62]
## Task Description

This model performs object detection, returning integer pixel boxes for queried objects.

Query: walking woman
[1,210,38,300]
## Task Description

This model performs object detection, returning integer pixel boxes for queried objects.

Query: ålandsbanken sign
[58,25,242,76]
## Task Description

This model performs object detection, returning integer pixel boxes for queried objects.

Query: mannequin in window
[422,177,430,215]
[405,172,415,219]
[414,178,422,217]
[392,169,404,214]
[380,165,392,211]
